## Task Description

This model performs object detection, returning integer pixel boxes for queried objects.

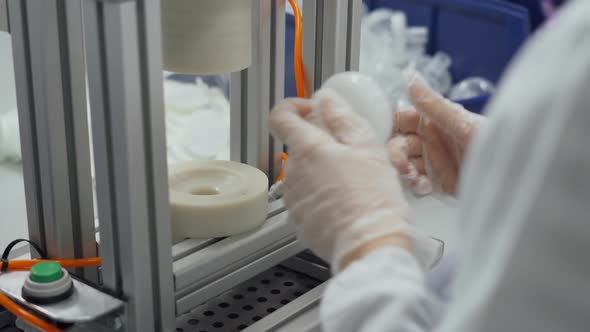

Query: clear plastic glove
[389,75,485,195]
[270,89,441,272]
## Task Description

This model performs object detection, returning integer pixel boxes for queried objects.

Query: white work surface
[0,162,460,254]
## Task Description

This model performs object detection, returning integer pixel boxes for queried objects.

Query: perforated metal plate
[176,266,322,332]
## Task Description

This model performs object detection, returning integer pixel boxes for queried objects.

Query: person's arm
[322,246,444,332]
[339,232,411,270]
[269,89,445,331]
[389,74,484,196]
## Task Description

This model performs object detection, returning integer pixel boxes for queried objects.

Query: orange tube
[0,291,63,332]
[288,0,307,99]
[1,257,102,271]
[276,0,307,184]
[275,152,288,182]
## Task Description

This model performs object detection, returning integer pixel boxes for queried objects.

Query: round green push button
[30,262,63,283]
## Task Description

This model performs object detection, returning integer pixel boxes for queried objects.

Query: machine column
[7,0,97,281]
[303,0,363,90]
[84,0,175,330]
[230,0,285,181]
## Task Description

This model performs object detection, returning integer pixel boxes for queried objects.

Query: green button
[30,262,63,283]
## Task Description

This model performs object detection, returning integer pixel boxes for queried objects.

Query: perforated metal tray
[176,265,323,332]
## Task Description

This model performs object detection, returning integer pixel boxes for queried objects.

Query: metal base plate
[0,271,124,323]
[176,265,322,332]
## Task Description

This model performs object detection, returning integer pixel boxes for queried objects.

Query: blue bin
[285,0,531,114]
[366,0,530,113]
[434,0,530,84]
[285,14,297,99]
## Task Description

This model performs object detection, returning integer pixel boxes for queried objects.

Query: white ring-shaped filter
[169,160,269,239]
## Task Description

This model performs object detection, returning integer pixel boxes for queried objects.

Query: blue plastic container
[285,14,297,99]
[284,0,530,114]
[365,0,530,113]
[434,0,530,84]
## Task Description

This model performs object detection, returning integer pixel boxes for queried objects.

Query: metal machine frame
[0,0,362,330]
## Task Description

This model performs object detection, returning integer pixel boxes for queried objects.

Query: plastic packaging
[0,109,22,162]
[419,52,453,96]
[359,8,456,107]
[406,27,429,60]
[359,10,409,108]
[449,77,496,100]
[405,27,431,79]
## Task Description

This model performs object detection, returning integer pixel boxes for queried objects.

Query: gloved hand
[270,89,442,272]
[389,74,485,195]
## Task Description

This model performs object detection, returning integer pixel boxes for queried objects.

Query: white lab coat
[321,0,590,331]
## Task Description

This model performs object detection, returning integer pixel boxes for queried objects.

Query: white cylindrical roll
[169,160,268,239]
[161,0,252,74]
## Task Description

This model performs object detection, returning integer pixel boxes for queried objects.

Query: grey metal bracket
[245,281,326,331]
[8,0,98,281]
[230,0,284,180]
[0,271,124,323]
[302,0,363,90]
[0,0,8,32]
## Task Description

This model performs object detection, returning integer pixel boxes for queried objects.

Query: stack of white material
[0,78,232,166]
[164,78,231,165]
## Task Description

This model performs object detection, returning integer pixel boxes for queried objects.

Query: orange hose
[275,152,288,182]
[0,291,63,332]
[1,257,102,271]
[277,0,308,184]
[288,0,307,99]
